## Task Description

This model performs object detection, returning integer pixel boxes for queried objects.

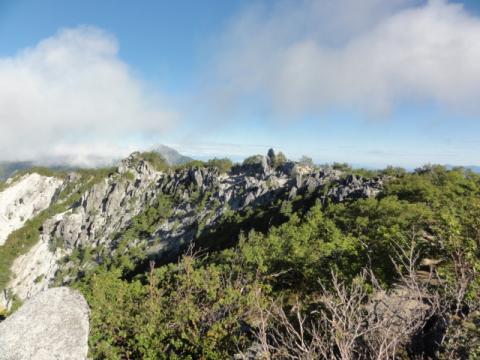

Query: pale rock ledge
[0,287,90,360]
[0,173,63,246]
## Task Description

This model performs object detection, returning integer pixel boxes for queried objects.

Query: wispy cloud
[167,141,272,160]
[0,26,177,165]
[212,0,480,117]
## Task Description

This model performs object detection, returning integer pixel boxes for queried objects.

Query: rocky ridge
[0,151,384,308]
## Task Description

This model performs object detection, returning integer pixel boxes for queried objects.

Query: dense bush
[138,151,170,171]
[206,158,233,173]
[75,166,479,358]
[77,254,262,360]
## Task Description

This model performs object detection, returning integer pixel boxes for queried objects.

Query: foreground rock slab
[0,287,89,360]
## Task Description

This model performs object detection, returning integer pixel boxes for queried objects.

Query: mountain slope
[0,150,383,308]
[0,151,478,358]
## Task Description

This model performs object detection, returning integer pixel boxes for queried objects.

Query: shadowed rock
[0,287,89,360]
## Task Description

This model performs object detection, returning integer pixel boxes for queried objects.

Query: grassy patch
[0,180,7,193]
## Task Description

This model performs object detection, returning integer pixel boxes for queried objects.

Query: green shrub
[78,254,263,359]
[5,161,480,358]
[206,158,233,173]
[242,155,264,165]
[138,152,170,172]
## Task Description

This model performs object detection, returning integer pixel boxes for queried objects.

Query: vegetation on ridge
[1,152,479,358]
[70,164,479,359]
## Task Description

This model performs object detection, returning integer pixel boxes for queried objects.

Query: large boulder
[0,287,89,360]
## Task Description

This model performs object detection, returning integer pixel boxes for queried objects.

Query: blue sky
[0,0,479,167]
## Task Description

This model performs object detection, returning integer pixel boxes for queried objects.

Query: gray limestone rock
[0,287,89,360]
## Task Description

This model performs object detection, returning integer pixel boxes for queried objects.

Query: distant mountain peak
[152,145,192,166]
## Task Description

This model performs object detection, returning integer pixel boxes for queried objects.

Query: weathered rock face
[0,287,89,360]
[0,173,63,246]
[3,234,61,309]
[49,154,162,250]
[2,152,385,306]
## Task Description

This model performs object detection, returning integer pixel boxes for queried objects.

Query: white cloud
[0,26,177,165]
[214,0,480,116]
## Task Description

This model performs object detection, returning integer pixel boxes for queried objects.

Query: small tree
[274,152,287,168]
[206,158,233,173]
[298,156,314,167]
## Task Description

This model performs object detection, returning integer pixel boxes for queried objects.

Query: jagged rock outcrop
[0,173,63,246]
[1,155,162,308]
[50,154,163,250]
[2,151,385,306]
[0,287,89,360]
[327,174,383,201]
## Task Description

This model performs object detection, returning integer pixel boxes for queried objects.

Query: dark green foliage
[0,180,7,193]
[380,165,407,177]
[124,195,173,240]
[77,165,480,358]
[177,160,206,170]
[266,149,287,169]
[3,161,480,358]
[194,197,296,253]
[111,195,174,273]
[77,254,261,360]
[272,151,287,169]
[122,170,135,182]
[242,155,264,165]
[138,151,170,171]
[236,206,361,292]
[325,196,433,283]
[331,162,352,171]
[206,158,233,173]
[18,166,67,178]
[172,158,233,173]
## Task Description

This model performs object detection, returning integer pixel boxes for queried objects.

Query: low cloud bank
[214,0,480,116]
[0,26,177,166]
